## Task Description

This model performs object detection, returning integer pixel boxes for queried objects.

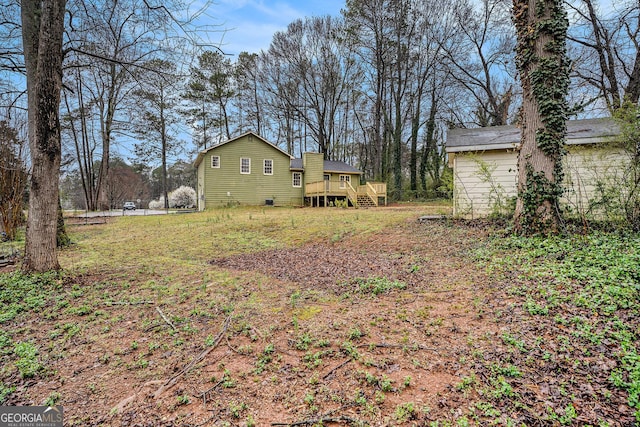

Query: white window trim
[240,157,251,174]
[263,159,274,175]
[339,174,351,189]
[211,155,220,168]
[292,172,302,188]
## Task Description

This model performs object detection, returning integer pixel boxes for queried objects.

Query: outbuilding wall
[452,150,518,218]
[451,146,630,218]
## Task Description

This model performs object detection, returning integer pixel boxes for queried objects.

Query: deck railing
[305,181,351,196]
[345,182,357,206]
[365,182,387,207]
[305,181,327,196]
[305,181,387,207]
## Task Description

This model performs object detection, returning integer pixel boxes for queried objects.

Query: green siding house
[194,132,387,209]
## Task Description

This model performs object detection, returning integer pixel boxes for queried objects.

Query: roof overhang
[194,131,293,167]
[445,118,620,154]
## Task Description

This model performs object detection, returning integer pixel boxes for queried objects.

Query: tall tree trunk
[513,0,570,234]
[420,91,438,193]
[162,113,169,209]
[21,0,67,272]
[57,197,70,247]
[409,105,420,194]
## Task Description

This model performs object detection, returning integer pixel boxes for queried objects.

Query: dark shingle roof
[290,158,362,174]
[290,158,303,170]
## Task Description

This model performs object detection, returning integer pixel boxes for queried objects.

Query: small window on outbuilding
[211,155,220,168]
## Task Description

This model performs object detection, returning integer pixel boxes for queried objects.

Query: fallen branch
[200,379,225,405]
[358,342,437,351]
[198,351,232,404]
[322,359,351,380]
[155,307,177,331]
[105,301,153,306]
[271,415,359,426]
[154,315,231,399]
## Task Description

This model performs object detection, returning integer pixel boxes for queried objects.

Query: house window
[264,159,273,175]
[211,155,220,168]
[339,175,351,189]
[292,172,302,187]
[240,158,251,174]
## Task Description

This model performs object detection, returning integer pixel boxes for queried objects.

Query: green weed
[0,272,59,323]
[395,402,416,421]
[44,391,61,406]
[229,401,248,418]
[295,333,313,351]
[353,277,407,295]
[255,344,275,374]
[14,342,43,378]
[0,383,15,403]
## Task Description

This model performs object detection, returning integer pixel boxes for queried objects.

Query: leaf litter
[0,218,637,426]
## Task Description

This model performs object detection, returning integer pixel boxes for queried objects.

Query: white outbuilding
[446,118,625,218]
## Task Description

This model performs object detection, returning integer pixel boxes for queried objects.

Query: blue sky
[196,0,346,56]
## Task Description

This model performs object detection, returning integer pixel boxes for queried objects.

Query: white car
[123,202,136,210]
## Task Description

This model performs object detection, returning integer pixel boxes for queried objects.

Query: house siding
[200,135,303,208]
[451,146,630,218]
[302,153,324,186]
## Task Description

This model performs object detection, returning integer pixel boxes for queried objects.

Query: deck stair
[356,194,376,208]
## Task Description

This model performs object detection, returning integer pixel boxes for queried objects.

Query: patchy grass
[466,232,640,425]
[60,206,432,273]
[0,206,637,426]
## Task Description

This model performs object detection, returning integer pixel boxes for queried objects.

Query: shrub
[148,197,166,210]
[168,186,196,208]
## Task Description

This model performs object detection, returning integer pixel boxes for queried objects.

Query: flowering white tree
[169,186,196,208]
[149,186,196,209]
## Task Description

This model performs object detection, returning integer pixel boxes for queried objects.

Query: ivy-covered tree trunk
[512,0,570,234]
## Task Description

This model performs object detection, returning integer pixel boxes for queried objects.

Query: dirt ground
[2,218,634,426]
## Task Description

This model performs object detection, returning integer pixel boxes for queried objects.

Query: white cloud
[200,0,345,55]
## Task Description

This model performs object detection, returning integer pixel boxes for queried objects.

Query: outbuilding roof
[446,118,619,153]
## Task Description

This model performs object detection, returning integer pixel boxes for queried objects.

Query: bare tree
[0,0,25,105]
[264,16,359,159]
[441,0,517,127]
[258,52,303,154]
[406,0,454,195]
[0,120,27,241]
[234,52,264,136]
[513,0,570,234]
[63,0,176,210]
[344,0,397,181]
[566,0,640,112]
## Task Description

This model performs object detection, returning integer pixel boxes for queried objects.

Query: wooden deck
[305,181,387,207]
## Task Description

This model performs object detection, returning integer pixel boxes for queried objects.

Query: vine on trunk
[513,0,570,234]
